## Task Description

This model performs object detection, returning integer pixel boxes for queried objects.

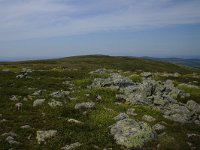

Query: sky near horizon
[0,0,200,60]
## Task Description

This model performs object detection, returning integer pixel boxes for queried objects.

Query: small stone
[20,125,31,129]
[32,90,43,96]
[75,102,95,110]
[50,90,70,98]
[142,115,156,122]
[6,136,20,145]
[114,113,128,121]
[36,130,57,144]
[61,142,81,150]
[0,119,7,123]
[33,99,45,107]
[10,95,19,101]
[126,108,137,116]
[152,123,165,131]
[2,131,17,137]
[96,95,102,100]
[48,100,63,108]
[67,119,84,125]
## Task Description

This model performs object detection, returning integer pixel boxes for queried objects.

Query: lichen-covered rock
[141,72,152,78]
[6,136,20,145]
[89,73,133,88]
[186,100,200,113]
[32,90,45,96]
[89,68,113,74]
[48,100,63,108]
[61,142,81,150]
[126,108,137,116]
[74,102,95,110]
[110,119,155,148]
[67,119,84,125]
[163,104,192,123]
[33,99,45,107]
[142,115,156,122]
[152,123,165,131]
[10,95,19,101]
[36,130,57,144]
[153,96,166,106]
[50,90,70,98]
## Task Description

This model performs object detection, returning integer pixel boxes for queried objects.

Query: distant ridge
[142,57,200,69]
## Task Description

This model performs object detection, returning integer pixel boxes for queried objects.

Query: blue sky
[0,0,200,60]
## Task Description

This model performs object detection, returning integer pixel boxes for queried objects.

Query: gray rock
[32,90,43,96]
[141,72,152,78]
[153,96,166,106]
[10,95,19,101]
[48,100,63,108]
[142,115,156,122]
[2,131,17,137]
[126,108,137,116]
[75,102,95,110]
[20,125,31,129]
[33,99,45,107]
[6,136,20,145]
[0,119,7,123]
[50,90,70,98]
[22,68,32,73]
[114,113,128,121]
[164,113,189,123]
[36,130,57,144]
[89,73,133,88]
[110,119,155,148]
[61,142,81,150]
[186,100,200,113]
[89,68,113,74]
[163,104,192,123]
[67,119,84,125]
[152,123,165,131]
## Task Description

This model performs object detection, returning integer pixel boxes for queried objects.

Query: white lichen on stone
[33,99,45,107]
[36,130,57,144]
[110,119,154,148]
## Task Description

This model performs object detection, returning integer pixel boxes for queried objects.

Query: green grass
[0,55,199,150]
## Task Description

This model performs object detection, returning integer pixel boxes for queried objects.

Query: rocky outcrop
[89,72,199,124]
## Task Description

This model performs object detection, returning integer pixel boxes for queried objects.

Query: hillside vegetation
[0,55,200,150]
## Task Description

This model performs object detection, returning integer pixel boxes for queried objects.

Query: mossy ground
[0,55,199,150]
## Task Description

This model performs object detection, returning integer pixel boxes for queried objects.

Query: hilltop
[0,55,200,150]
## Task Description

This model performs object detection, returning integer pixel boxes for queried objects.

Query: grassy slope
[0,55,199,150]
